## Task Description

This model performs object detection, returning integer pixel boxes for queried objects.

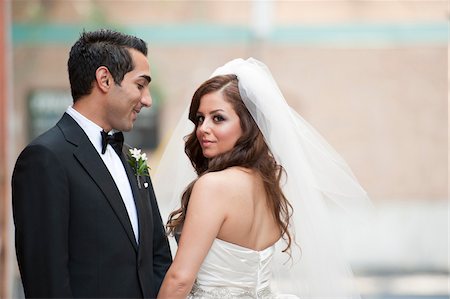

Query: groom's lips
[131,109,140,121]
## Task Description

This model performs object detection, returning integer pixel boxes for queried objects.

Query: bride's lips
[201,139,214,147]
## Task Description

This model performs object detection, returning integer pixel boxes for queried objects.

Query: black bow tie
[101,130,124,155]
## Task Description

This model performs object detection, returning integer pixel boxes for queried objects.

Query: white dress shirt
[66,106,139,243]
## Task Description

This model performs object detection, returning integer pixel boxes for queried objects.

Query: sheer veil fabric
[154,58,371,298]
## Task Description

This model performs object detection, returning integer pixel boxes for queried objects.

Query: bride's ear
[96,66,112,93]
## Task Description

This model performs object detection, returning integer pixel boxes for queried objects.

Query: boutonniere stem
[127,148,150,189]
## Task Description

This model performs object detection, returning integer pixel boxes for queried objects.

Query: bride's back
[213,166,281,251]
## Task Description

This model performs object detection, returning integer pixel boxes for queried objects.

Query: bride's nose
[198,119,211,134]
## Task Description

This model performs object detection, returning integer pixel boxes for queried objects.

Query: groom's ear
[96,66,111,93]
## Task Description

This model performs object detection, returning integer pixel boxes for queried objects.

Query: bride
[155,58,371,298]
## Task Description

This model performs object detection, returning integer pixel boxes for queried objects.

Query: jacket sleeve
[12,144,73,298]
[146,178,172,295]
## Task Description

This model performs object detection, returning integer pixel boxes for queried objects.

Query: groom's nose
[141,88,152,107]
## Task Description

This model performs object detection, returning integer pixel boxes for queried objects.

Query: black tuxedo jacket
[12,113,172,298]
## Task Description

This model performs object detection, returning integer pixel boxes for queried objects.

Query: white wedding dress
[187,238,299,299]
[156,58,371,299]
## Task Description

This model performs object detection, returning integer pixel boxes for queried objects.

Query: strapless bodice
[188,238,276,298]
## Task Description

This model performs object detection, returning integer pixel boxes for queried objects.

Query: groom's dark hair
[68,29,147,102]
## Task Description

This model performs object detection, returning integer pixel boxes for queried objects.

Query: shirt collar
[66,105,105,154]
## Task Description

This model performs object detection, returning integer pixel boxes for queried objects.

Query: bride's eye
[196,115,205,124]
[213,115,225,122]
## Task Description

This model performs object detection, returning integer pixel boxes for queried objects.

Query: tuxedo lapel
[58,114,138,251]
[119,150,141,209]
[119,148,153,246]
[74,147,139,251]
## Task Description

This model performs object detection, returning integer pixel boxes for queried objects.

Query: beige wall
[12,1,447,25]
[5,1,448,297]
[150,45,448,201]
[1,2,9,298]
[11,1,447,202]
[12,43,447,201]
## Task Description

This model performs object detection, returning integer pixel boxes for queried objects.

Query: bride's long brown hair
[166,74,293,252]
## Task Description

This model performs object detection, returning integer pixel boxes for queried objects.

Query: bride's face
[195,91,243,158]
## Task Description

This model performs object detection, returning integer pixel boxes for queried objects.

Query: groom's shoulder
[13,124,66,170]
[28,123,65,149]
[21,116,75,159]
[27,113,80,149]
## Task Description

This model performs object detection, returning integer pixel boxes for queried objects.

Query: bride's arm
[157,173,229,299]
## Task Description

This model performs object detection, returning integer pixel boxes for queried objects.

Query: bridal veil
[154,58,371,298]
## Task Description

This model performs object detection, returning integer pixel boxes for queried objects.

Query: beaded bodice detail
[188,238,276,299]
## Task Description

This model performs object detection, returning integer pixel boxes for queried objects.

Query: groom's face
[105,49,152,132]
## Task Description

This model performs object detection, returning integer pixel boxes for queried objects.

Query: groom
[12,29,172,298]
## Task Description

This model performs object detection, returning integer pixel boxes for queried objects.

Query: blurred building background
[0,0,448,298]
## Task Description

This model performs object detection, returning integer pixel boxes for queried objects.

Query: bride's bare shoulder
[193,167,255,193]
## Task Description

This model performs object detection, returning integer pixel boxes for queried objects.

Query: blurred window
[27,89,159,150]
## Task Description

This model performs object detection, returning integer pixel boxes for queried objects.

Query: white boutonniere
[127,148,150,189]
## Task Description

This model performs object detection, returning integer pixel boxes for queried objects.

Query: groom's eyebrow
[140,75,151,84]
